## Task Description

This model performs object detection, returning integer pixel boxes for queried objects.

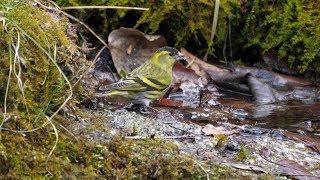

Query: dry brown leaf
[172,63,204,87]
[284,131,320,154]
[180,48,230,81]
[278,159,319,180]
[222,163,269,173]
[108,27,167,73]
[202,124,240,136]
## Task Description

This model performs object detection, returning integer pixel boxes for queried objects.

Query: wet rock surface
[67,105,320,178]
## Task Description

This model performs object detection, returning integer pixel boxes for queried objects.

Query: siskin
[98,47,186,106]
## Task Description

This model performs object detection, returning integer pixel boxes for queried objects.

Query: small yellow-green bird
[99,47,186,106]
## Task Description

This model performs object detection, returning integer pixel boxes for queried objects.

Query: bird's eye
[169,52,174,56]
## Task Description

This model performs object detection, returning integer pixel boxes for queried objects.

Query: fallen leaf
[284,131,320,154]
[222,163,269,173]
[172,62,207,88]
[180,48,208,78]
[202,124,240,136]
[108,27,167,73]
[155,98,183,107]
[180,48,314,90]
[278,159,319,180]
[180,48,230,82]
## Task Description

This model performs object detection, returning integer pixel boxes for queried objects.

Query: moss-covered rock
[0,0,78,130]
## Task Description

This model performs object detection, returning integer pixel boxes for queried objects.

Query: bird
[98,46,186,106]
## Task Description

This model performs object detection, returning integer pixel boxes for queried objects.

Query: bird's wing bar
[99,78,145,91]
[99,76,167,92]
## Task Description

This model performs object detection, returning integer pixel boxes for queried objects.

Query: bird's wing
[100,61,170,92]
[99,77,149,91]
[102,76,167,91]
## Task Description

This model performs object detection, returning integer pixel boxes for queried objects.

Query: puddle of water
[249,103,320,137]
[179,90,320,137]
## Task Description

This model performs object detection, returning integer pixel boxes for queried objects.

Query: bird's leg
[139,105,160,118]
[124,103,141,112]
[123,103,158,117]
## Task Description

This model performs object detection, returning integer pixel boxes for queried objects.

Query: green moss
[236,145,252,162]
[0,0,79,130]
[215,134,228,148]
[0,115,253,178]
[241,0,320,75]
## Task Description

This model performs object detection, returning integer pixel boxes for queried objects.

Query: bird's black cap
[156,46,179,55]
[157,46,186,61]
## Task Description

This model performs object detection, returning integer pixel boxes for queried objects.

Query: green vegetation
[241,0,320,76]
[236,145,252,162]
[0,127,251,178]
[215,134,228,148]
[55,0,239,57]
[56,0,320,77]
[0,0,76,131]
[0,1,254,178]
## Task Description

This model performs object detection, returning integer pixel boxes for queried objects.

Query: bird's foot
[124,103,159,118]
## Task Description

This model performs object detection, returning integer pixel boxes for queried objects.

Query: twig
[258,152,320,178]
[54,121,79,141]
[194,160,210,180]
[45,115,59,177]
[12,32,30,120]
[60,12,107,46]
[61,6,149,11]
[228,16,233,61]
[125,135,195,140]
[223,29,228,63]
[152,166,160,178]
[185,58,195,68]
[71,45,107,89]
[222,16,233,63]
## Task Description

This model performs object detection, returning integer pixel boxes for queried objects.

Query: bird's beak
[174,52,187,61]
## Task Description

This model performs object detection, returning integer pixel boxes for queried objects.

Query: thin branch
[125,135,195,140]
[55,121,79,141]
[61,6,149,11]
[71,45,107,89]
[194,160,210,180]
[12,32,30,120]
[44,115,59,177]
[62,12,107,46]
[258,152,320,179]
